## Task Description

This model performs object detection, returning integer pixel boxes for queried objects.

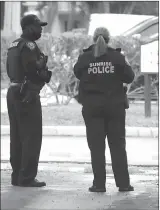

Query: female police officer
[73,27,135,192]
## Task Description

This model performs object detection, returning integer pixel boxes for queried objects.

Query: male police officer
[74,27,134,192]
[6,14,52,187]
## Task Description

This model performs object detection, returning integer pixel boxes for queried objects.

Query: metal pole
[144,74,151,117]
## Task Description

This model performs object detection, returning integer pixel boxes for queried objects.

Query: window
[64,21,68,31]
[73,20,80,29]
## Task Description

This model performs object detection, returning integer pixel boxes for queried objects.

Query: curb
[1,162,158,172]
[1,125,158,138]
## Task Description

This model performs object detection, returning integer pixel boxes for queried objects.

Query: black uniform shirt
[19,38,45,85]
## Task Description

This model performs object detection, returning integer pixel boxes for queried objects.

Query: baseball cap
[21,14,47,29]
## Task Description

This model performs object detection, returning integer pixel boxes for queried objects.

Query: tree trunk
[67,2,75,31]
[123,2,137,14]
[44,2,58,33]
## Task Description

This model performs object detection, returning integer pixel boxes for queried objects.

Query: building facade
[1,1,158,38]
[1,2,22,36]
[1,1,87,36]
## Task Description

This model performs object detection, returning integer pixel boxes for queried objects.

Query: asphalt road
[1,163,158,210]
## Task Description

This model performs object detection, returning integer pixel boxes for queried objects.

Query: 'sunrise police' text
[88,62,115,74]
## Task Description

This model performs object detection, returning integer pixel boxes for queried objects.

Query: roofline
[122,16,158,36]
[141,34,158,45]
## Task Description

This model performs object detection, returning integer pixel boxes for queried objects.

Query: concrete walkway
[1,125,158,138]
[1,164,158,210]
[1,136,158,167]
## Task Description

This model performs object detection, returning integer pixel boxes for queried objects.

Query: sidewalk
[1,125,158,138]
[1,164,158,210]
[1,136,158,166]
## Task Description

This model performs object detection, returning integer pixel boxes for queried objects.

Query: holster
[20,78,28,97]
[20,78,44,103]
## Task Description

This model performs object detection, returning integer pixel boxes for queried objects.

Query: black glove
[38,68,52,83]
[116,48,121,52]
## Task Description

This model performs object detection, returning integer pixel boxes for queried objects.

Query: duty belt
[10,82,22,87]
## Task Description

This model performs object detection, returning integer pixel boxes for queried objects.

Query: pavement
[1,125,159,138]
[1,136,158,167]
[1,91,159,139]
[1,89,159,209]
[1,163,158,210]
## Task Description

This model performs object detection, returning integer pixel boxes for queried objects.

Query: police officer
[6,14,52,187]
[73,27,135,192]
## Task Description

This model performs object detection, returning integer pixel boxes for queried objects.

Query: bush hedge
[1,30,158,103]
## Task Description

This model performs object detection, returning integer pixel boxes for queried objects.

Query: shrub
[36,30,93,104]
[1,34,18,82]
[1,31,158,103]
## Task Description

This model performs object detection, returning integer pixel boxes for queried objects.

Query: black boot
[11,172,19,186]
[89,184,106,192]
[119,185,134,192]
[19,179,46,187]
[11,180,19,186]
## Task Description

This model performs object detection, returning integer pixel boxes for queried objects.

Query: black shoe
[19,179,46,187]
[11,180,19,186]
[119,185,134,192]
[11,173,19,186]
[89,185,106,192]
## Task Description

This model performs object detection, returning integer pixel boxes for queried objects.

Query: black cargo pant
[7,85,42,185]
[82,99,130,188]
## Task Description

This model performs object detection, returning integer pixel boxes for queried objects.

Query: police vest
[7,38,26,82]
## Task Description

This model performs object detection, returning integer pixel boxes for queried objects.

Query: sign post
[144,74,151,117]
[140,40,158,117]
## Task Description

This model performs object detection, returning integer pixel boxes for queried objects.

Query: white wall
[88,14,154,37]
[2,2,21,36]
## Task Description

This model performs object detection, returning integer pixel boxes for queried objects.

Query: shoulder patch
[26,42,36,50]
[9,42,18,48]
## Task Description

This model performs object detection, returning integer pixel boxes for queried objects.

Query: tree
[42,2,58,33]
[67,1,110,32]
[110,1,158,16]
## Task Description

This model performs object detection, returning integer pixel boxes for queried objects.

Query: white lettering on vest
[88,62,115,74]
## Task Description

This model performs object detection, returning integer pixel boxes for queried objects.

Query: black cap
[21,14,47,30]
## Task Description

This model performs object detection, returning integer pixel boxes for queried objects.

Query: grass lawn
[1,102,158,127]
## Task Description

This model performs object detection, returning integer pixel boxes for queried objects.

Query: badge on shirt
[26,42,36,50]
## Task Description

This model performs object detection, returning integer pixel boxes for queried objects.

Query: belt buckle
[10,82,21,87]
